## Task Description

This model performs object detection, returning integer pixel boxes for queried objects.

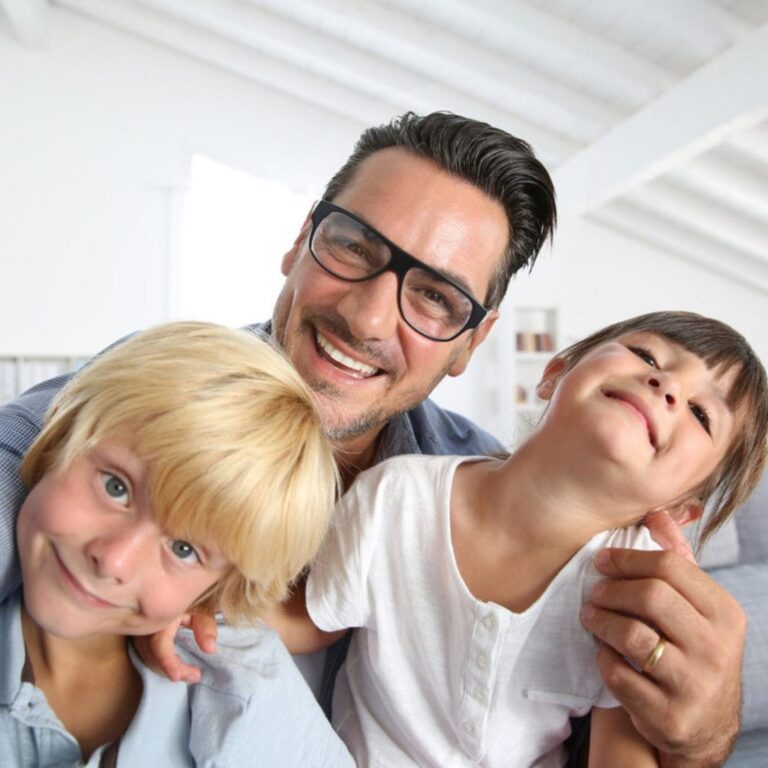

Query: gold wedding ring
[643,638,666,672]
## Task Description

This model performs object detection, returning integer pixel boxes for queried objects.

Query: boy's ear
[535,356,567,401]
[668,498,704,528]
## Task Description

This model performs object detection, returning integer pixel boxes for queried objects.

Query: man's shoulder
[404,398,504,457]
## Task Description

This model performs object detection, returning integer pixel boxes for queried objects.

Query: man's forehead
[329,147,508,302]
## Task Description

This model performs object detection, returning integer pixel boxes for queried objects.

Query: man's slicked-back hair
[555,311,768,546]
[323,111,557,309]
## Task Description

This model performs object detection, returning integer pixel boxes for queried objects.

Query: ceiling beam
[554,20,768,220]
[407,0,675,99]
[629,179,768,263]
[589,201,768,295]
[1,0,48,46]
[54,0,392,127]
[248,0,620,140]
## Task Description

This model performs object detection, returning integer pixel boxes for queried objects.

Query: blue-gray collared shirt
[0,590,353,767]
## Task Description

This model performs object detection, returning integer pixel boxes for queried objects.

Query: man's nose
[647,373,680,406]
[336,271,400,341]
[85,521,157,584]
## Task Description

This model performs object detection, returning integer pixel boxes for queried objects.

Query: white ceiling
[4,0,768,293]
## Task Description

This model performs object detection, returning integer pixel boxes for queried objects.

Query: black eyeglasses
[308,200,491,342]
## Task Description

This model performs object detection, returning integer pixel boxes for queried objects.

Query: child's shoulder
[351,453,485,491]
[597,523,661,552]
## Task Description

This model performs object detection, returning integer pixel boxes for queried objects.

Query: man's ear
[668,498,704,528]
[281,208,314,276]
[535,356,567,401]
[447,311,499,377]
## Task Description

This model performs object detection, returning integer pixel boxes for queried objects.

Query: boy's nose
[337,272,400,342]
[86,522,157,584]
[647,374,679,406]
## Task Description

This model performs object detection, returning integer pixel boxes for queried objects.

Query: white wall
[557,218,768,361]
[0,6,363,356]
[2,7,764,437]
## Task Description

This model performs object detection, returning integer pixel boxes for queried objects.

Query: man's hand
[644,510,696,563]
[582,547,745,768]
[133,612,219,683]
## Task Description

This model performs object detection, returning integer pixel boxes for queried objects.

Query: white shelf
[510,306,558,447]
[0,355,87,404]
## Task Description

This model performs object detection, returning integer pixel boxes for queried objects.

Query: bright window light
[178,155,315,327]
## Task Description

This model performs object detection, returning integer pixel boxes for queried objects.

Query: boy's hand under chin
[132,612,219,683]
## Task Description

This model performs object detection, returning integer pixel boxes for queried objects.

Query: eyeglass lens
[311,210,474,340]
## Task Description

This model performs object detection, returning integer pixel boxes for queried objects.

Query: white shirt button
[476,651,488,670]
[482,614,496,631]
[462,719,476,735]
[474,686,487,704]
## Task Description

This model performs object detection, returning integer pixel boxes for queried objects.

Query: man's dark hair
[323,111,557,309]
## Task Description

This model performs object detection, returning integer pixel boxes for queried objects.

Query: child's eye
[169,539,200,564]
[690,403,711,435]
[101,472,129,505]
[629,346,658,368]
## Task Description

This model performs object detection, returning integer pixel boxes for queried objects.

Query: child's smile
[17,438,229,640]
[538,331,740,515]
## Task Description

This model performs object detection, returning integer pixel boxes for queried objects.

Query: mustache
[305,313,398,372]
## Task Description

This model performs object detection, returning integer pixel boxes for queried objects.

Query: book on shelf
[515,332,553,353]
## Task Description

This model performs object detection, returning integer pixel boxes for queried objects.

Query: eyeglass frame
[307,200,492,342]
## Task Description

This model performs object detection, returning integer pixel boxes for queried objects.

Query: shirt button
[482,614,496,631]
[474,686,487,704]
[476,651,488,670]
[462,720,476,735]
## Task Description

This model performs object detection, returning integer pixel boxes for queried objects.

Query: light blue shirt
[0,590,353,767]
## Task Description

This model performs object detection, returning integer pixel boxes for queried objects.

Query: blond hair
[21,322,339,623]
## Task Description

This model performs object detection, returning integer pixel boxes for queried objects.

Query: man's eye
[170,539,200,564]
[101,472,129,504]
[629,346,658,368]
[690,403,711,435]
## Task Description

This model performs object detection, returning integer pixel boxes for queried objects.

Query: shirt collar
[0,591,26,706]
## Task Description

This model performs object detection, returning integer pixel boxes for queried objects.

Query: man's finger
[593,548,720,618]
[581,601,670,673]
[643,511,696,563]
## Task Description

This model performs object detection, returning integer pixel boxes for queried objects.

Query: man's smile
[314,330,383,379]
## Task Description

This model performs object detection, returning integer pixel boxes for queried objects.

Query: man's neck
[334,430,383,490]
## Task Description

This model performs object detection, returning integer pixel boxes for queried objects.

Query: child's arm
[264,579,347,655]
[588,706,658,768]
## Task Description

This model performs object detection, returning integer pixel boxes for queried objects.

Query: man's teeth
[316,333,378,376]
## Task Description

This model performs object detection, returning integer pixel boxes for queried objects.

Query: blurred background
[1,0,767,447]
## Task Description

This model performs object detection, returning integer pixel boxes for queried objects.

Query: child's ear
[669,498,704,528]
[535,356,567,401]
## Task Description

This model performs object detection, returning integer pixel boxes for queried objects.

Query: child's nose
[86,522,156,583]
[647,374,679,406]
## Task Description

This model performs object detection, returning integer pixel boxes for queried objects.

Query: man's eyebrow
[357,214,481,298]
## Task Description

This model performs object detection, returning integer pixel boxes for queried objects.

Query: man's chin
[321,409,386,443]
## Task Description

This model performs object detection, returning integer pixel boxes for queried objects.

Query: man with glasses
[0,112,750,767]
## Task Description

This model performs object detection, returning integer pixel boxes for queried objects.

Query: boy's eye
[629,346,658,368]
[170,539,200,564]
[690,403,712,435]
[101,472,129,504]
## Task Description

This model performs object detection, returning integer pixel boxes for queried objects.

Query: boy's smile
[17,438,229,640]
